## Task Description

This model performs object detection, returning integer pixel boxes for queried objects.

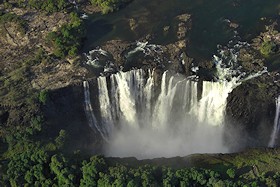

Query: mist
[105,120,228,159]
[88,69,238,159]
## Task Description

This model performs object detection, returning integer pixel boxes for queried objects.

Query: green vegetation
[227,168,236,179]
[4,0,71,13]
[260,40,277,57]
[0,12,27,34]
[38,90,48,105]
[26,0,69,12]
[2,144,280,186]
[90,0,132,14]
[46,12,85,58]
[1,0,133,13]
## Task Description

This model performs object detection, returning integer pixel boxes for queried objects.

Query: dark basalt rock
[225,73,280,149]
[43,83,103,154]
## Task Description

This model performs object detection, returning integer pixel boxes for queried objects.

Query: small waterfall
[196,80,238,126]
[111,71,138,126]
[97,77,113,136]
[268,96,280,148]
[83,81,108,141]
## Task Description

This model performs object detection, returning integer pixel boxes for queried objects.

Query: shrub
[226,168,235,179]
[46,12,85,58]
[90,0,132,14]
[38,90,48,104]
[26,0,70,13]
[260,41,277,57]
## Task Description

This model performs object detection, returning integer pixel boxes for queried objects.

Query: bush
[226,168,235,179]
[38,90,48,104]
[26,0,70,13]
[260,41,277,57]
[46,12,85,58]
[90,0,132,14]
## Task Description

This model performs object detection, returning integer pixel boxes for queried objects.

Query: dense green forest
[2,123,280,187]
[2,118,280,187]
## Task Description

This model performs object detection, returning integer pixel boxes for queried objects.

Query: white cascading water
[96,69,233,158]
[84,41,267,158]
[97,77,113,136]
[126,41,163,58]
[268,96,280,147]
[83,81,108,141]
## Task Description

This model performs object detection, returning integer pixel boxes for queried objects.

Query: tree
[38,90,48,104]
[80,156,107,187]
[226,168,235,179]
[50,154,75,187]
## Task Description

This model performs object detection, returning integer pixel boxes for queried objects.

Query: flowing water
[83,47,267,158]
[82,0,279,158]
[83,81,108,141]
[268,96,280,148]
[99,69,229,158]
[83,0,280,59]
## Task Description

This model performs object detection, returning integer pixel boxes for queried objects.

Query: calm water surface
[84,0,280,61]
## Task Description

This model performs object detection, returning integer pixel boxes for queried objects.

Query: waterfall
[96,70,230,158]
[81,38,270,158]
[111,71,138,126]
[97,77,113,136]
[268,96,280,148]
[196,80,238,126]
[97,69,212,130]
[83,81,108,141]
[87,62,266,158]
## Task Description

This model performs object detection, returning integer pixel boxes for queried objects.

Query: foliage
[2,133,280,187]
[260,40,277,56]
[0,12,27,34]
[46,12,85,58]
[13,0,71,13]
[226,168,236,179]
[50,154,76,186]
[38,90,48,105]
[90,0,132,14]
[80,156,107,187]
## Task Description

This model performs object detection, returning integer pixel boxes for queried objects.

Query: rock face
[175,13,192,48]
[226,73,280,149]
[43,84,103,153]
[223,23,280,149]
